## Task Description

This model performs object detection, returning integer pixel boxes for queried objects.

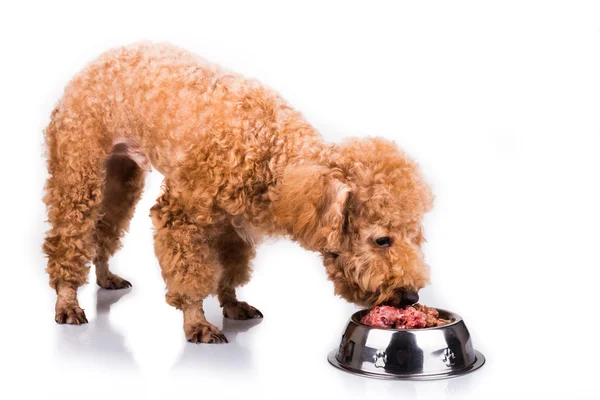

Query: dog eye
[375,237,392,247]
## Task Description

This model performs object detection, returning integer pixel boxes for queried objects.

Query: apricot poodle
[43,43,433,343]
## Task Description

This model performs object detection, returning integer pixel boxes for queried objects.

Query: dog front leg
[182,300,228,344]
[215,224,263,320]
[150,185,227,344]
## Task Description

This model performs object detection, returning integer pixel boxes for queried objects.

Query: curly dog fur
[43,43,433,342]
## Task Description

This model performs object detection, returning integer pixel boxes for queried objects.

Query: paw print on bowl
[442,348,456,367]
[373,350,387,368]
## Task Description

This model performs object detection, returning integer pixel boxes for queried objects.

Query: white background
[1,1,599,399]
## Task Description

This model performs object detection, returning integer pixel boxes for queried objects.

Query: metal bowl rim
[351,307,463,332]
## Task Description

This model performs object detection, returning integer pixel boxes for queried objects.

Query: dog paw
[185,323,229,344]
[55,301,88,325]
[96,273,132,290]
[223,301,263,320]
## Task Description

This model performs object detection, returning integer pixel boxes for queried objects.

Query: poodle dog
[43,43,433,343]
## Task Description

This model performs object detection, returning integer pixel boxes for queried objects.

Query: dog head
[275,137,433,307]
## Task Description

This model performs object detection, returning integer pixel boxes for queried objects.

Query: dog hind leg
[43,110,111,324]
[94,149,146,289]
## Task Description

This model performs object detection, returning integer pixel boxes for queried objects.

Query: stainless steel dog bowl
[328,308,485,380]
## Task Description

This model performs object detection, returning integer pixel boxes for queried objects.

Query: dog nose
[383,289,419,307]
[400,290,419,306]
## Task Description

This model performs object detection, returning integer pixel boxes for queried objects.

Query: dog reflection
[173,317,262,375]
[55,289,137,370]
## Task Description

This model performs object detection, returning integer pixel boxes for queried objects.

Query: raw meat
[360,304,452,329]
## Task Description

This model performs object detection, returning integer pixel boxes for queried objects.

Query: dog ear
[274,164,351,252]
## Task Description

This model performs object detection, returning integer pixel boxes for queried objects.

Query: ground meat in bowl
[360,304,453,329]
